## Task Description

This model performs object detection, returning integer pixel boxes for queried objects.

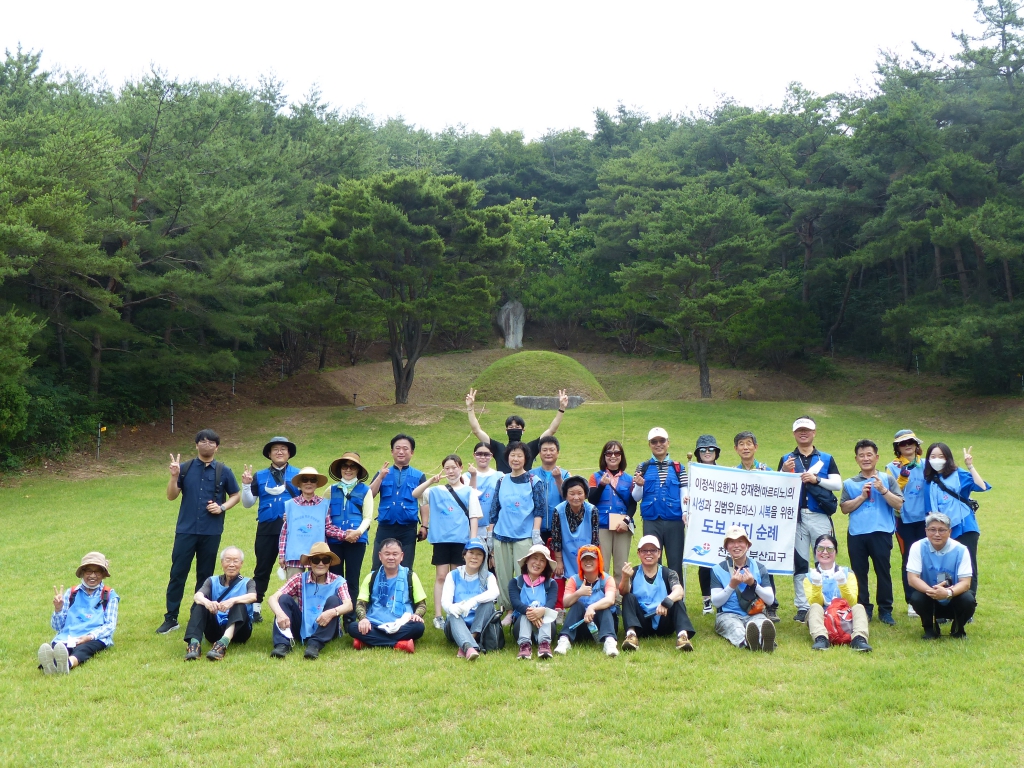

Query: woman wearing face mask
[413,454,482,630]
[924,443,990,597]
[885,430,928,617]
[692,435,720,616]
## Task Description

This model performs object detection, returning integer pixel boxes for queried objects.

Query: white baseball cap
[647,427,669,441]
[637,535,662,551]
[792,418,816,432]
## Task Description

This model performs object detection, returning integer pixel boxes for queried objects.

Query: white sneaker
[554,636,571,655]
[907,604,918,618]
[604,637,619,657]
[432,616,445,630]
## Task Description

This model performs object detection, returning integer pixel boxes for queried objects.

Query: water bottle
[587,621,599,639]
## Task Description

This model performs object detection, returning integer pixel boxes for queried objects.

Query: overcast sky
[4,0,987,138]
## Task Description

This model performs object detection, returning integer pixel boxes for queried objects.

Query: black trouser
[644,519,685,578]
[272,593,342,647]
[847,531,894,615]
[698,567,711,597]
[908,590,976,633]
[165,533,221,622]
[253,518,284,602]
[184,601,253,645]
[328,538,367,603]
[896,519,927,605]
[560,602,616,642]
[345,617,425,647]
[955,531,980,597]
[621,593,696,637]
[45,639,106,667]
[372,522,418,570]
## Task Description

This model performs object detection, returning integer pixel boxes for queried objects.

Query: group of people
[37,393,990,672]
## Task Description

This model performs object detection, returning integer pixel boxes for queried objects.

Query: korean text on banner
[684,464,801,575]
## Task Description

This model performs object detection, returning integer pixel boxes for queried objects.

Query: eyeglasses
[649,438,667,445]
[815,546,836,553]
[474,452,492,458]
[604,451,622,456]
[197,439,217,445]
[307,557,332,565]
[925,527,950,534]
[639,548,660,555]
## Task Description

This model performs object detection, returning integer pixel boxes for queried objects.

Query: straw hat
[76,552,110,579]
[328,452,369,482]
[723,525,752,548]
[292,467,328,488]
[299,542,341,567]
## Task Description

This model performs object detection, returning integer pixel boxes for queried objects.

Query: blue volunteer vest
[254,465,299,523]
[918,541,969,605]
[782,450,834,513]
[283,498,328,563]
[328,483,369,544]
[592,471,630,528]
[928,469,986,535]
[529,467,569,531]
[300,575,337,640]
[711,558,766,616]
[493,474,537,541]
[54,585,109,643]
[843,474,897,536]
[210,577,254,625]
[887,461,928,523]
[817,566,851,604]
[639,460,683,521]
[427,485,473,544]
[469,471,499,528]
[631,566,669,629]
[555,500,597,583]
[376,466,424,525]
[575,573,607,609]
[451,567,488,624]
[517,576,548,617]
[367,566,414,626]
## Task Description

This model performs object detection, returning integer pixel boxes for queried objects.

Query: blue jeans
[444,602,496,651]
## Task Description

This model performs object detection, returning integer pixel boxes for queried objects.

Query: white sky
[4,0,986,138]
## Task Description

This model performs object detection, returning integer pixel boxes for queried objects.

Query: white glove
[807,570,823,586]
[448,603,463,619]
[531,531,543,545]
[833,569,848,585]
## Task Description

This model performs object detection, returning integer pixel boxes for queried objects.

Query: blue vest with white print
[639,461,683,521]
[367,567,414,626]
[469,471,499,528]
[254,465,299,523]
[555,500,597,583]
[376,466,424,526]
[493,474,537,541]
[54,586,108,643]
[781,450,834,513]
[328,483,369,544]
[283,498,328,563]
[300,575,337,641]
[593,471,631,528]
[886,460,928,524]
[451,567,488,624]
[210,577,253,625]
[843,474,897,536]
[426,485,473,545]
[630,566,669,629]
[529,466,569,531]
[918,541,970,605]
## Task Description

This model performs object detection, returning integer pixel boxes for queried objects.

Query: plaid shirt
[280,571,350,604]
[51,582,120,647]
[278,495,344,567]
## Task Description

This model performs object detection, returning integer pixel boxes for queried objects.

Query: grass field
[2,397,1023,767]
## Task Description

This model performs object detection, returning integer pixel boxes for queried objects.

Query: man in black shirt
[465,388,569,473]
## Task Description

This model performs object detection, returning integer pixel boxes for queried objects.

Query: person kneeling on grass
[804,534,871,653]
[618,535,695,652]
[39,552,119,675]
[509,544,559,660]
[347,538,427,653]
[555,545,619,657]
[442,538,500,661]
[711,526,777,652]
[268,542,352,660]
[907,513,976,640]
[184,546,257,662]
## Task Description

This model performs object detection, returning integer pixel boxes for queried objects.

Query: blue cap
[464,538,487,554]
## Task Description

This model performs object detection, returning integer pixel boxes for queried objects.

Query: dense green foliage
[3,1,1024,461]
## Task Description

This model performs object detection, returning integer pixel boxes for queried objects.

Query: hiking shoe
[271,643,291,658]
[155,619,180,635]
[812,635,830,651]
[352,639,365,651]
[922,622,941,640]
[793,609,808,623]
[537,641,553,659]
[252,605,263,623]
[554,637,571,655]
[745,621,760,650]
[184,641,201,661]
[765,605,780,624]
[604,637,620,657]
[851,636,872,652]
[760,620,776,653]
[465,647,480,661]
[304,640,323,660]
[676,632,693,652]
[53,643,70,674]
[702,597,714,615]
[517,642,532,660]
[456,647,466,659]
[394,639,415,654]
[622,632,639,652]
[38,644,56,675]
[206,641,227,661]
[879,610,896,626]
[949,619,967,639]
[907,604,918,618]
[432,616,445,630]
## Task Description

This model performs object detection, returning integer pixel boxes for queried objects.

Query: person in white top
[441,538,500,660]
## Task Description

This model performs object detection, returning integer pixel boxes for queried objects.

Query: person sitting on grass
[39,552,119,675]
[267,542,352,660]
[555,545,619,657]
[804,534,871,652]
[907,513,976,640]
[183,546,257,662]
[509,544,559,660]
[617,535,695,652]
[710,526,777,652]
[441,538,500,661]
[347,538,427,653]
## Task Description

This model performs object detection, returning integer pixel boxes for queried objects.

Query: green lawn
[2,398,1022,767]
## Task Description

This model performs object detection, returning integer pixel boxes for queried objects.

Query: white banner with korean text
[684,463,801,575]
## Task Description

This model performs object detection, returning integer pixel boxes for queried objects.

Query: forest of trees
[3,0,1024,464]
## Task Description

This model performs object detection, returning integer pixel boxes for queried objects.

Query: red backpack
[823,598,853,645]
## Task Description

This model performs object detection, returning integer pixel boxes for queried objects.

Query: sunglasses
[897,440,918,448]
[604,451,623,456]
[698,447,716,454]
[307,556,332,565]
[649,438,667,445]
[815,546,836,553]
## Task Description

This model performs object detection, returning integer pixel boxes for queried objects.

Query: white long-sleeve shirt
[441,567,500,616]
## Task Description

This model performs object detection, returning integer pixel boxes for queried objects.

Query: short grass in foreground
[1,399,1022,767]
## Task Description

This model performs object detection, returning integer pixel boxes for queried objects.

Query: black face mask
[506,429,524,442]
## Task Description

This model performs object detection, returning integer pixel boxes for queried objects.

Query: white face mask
[929,458,947,472]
